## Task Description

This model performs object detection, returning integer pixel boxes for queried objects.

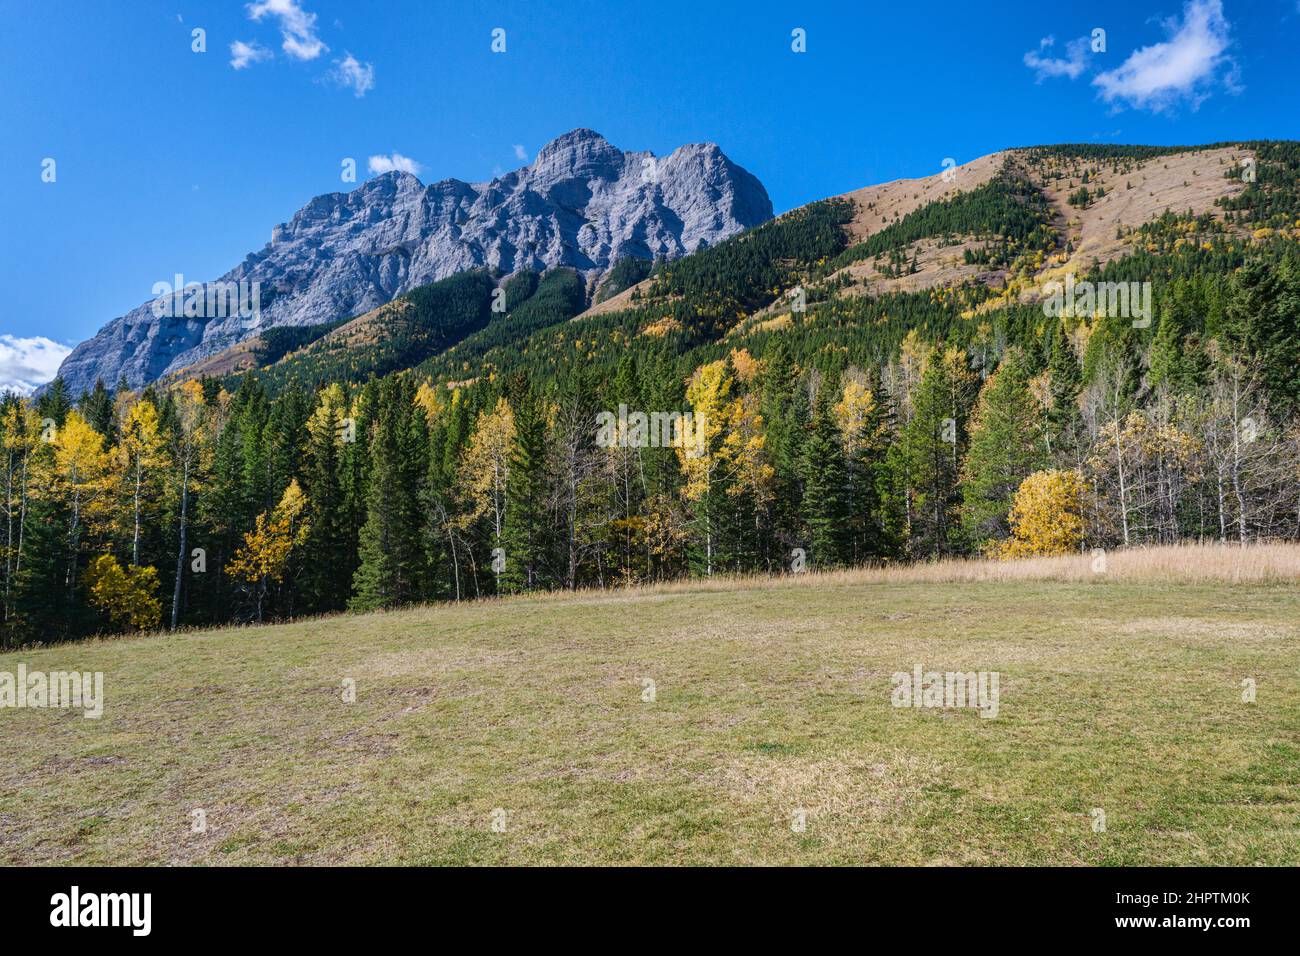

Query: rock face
[54,129,772,395]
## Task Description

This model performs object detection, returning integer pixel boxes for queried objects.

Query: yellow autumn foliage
[1000,469,1086,558]
[226,479,311,587]
[85,554,161,631]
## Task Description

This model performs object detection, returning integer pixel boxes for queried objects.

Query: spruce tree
[800,389,851,568]
[901,347,975,557]
[302,402,348,613]
[1227,255,1300,416]
[81,380,117,442]
[960,351,1047,548]
[350,381,426,610]
[500,383,547,593]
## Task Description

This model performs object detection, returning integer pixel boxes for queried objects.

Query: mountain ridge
[51,129,773,396]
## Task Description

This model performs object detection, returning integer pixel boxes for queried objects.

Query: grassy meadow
[2,545,1298,866]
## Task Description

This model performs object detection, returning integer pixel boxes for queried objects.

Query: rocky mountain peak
[51,130,773,396]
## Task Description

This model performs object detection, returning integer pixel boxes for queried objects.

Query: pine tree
[1046,321,1083,456]
[301,397,348,613]
[901,346,976,557]
[350,380,427,610]
[1226,255,1300,417]
[759,343,809,567]
[800,388,851,567]
[834,368,893,561]
[81,380,117,442]
[1148,282,1207,395]
[500,382,548,593]
[35,378,72,429]
[960,351,1047,549]
[423,387,468,601]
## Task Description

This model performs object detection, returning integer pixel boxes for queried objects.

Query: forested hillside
[6,142,1300,645]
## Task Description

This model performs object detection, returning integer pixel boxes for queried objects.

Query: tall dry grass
[819,541,1300,586]
[521,542,1300,606]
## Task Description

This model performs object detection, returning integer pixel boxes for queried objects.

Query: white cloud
[513,144,528,161]
[330,53,374,97]
[1094,0,1237,112]
[368,153,422,176]
[229,40,272,70]
[246,0,327,61]
[0,336,71,397]
[1024,35,1092,81]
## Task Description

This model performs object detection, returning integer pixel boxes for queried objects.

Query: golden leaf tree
[457,397,516,549]
[226,479,311,621]
[84,553,162,632]
[833,372,886,458]
[720,392,775,513]
[53,411,116,595]
[167,380,216,629]
[306,382,353,446]
[677,360,733,576]
[116,397,169,567]
[1001,469,1086,558]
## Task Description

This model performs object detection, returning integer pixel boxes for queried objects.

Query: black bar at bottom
[0,866,1281,941]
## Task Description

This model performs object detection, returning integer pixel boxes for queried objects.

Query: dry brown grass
[1033,146,1250,278]
[837,152,1009,243]
[826,541,1300,586]
[511,543,1300,608]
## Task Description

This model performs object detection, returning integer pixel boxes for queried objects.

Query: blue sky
[2,0,1299,392]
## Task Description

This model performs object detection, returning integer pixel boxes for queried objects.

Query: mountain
[178,141,1274,396]
[416,142,1291,392]
[585,144,1254,319]
[52,129,773,396]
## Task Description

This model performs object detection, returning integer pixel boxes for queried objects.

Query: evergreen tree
[500,381,548,593]
[800,388,851,567]
[759,342,806,565]
[1226,255,1300,416]
[301,399,348,613]
[901,347,976,557]
[350,380,427,610]
[81,380,117,442]
[960,351,1048,548]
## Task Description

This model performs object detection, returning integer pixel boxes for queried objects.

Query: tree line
[5,248,1298,644]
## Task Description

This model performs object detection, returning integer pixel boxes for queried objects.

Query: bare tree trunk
[4,453,13,622]
[1111,406,1131,547]
[171,461,190,630]
[446,521,461,601]
[1216,464,1228,542]
[567,462,578,589]
[15,452,28,583]
[132,462,143,566]
[1230,381,1248,547]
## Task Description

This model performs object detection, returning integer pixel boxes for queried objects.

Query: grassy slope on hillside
[3,547,1297,866]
